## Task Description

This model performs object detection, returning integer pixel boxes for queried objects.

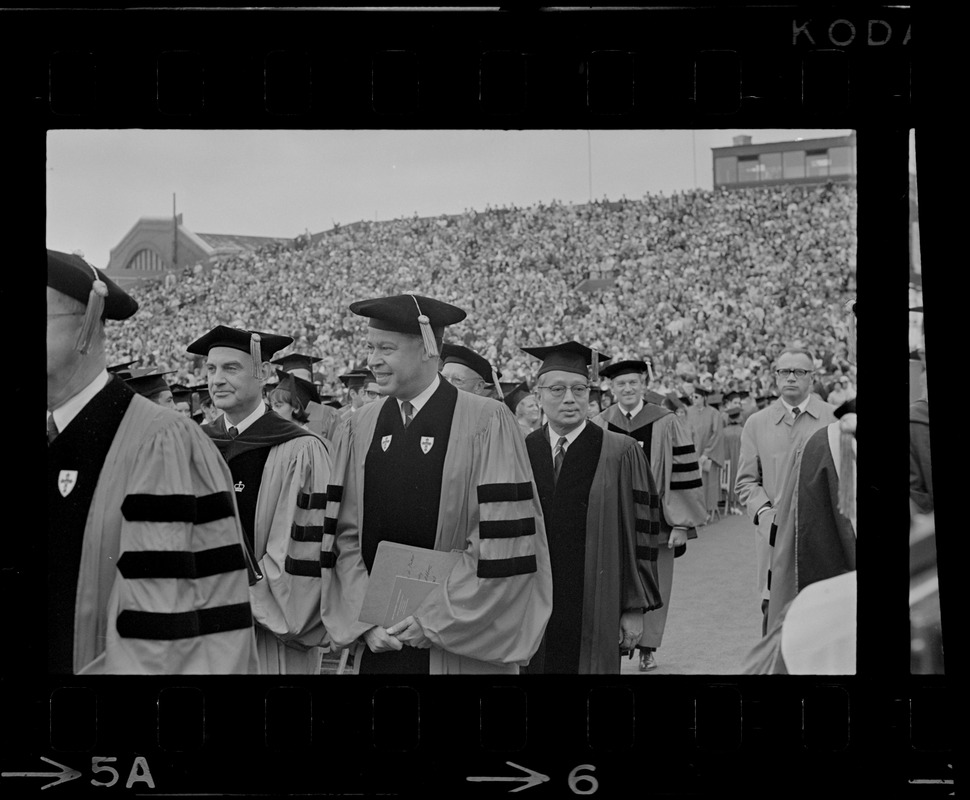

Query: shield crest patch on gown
[420,436,434,454]
[381,435,392,452]
[58,470,78,497]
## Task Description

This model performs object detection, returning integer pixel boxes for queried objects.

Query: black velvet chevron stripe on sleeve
[296,491,328,509]
[671,462,700,473]
[326,485,344,503]
[670,478,703,490]
[323,518,338,535]
[636,545,659,562]
[477,482,534,504]
[117,544,247,580]
[285,556,322,577]
[479,517,536,539]
[117,602,253,640]
[672,444,696,456]
[633,490,661,508]
[635,518,662,536]
[291,524,325,542]
[320,551,336,569]
[121,491,236,524]
[477,555,537,578]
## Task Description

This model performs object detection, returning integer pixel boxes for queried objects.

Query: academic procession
[45,182,864,676]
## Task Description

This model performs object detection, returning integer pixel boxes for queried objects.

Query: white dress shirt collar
[230,400,267,435]
[49,370,110,434]
[620,399,644,419]
[398,374,440,419]
[548,419,586,458]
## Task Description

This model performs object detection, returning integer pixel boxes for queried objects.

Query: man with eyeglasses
[320,295,552,675]
[440,342,499,397]
[592,360,705,672]
[736,347,836,636]
[522,342,663,674]
[45,249,257,675]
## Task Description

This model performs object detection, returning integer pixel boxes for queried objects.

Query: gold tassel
[410,295,438,358]
[491,366,503,399]
[74,263,108,355]
[591,349,599,383]
[837,422,855,520]
[250,333,263,379]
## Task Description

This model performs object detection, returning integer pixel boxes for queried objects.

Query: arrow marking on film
[467,761,550,792]
[2,756,83,790]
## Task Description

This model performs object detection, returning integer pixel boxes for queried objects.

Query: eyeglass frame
[774,368,813,378]
[536,383,592,399]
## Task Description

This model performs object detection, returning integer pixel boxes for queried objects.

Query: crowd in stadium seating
[104,181,857,402]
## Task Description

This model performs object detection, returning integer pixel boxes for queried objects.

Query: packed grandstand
[104,181,857,399]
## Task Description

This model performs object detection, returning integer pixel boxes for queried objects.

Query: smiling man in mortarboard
[319,294,552,675]
[186,325,333,675]
[520,341,664,675]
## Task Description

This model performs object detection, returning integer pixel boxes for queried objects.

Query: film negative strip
[11,5,958,797]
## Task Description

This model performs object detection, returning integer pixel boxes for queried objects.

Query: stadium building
[104,214,301,288]
[712,133,856,190]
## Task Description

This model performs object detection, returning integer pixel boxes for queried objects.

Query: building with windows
[712,134,856,190]
[104,215,295,287]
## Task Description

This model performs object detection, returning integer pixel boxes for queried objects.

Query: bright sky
[47,128,852,268]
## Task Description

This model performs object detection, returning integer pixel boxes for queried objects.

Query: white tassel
[250,333,263,379]
[491,366,504,399]
[74,262,108,355]
[410,296,438,358]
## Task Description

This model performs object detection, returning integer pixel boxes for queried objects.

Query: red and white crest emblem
[420,436,434,454]
[381,435,392,452]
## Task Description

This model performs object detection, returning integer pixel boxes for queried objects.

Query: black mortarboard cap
[723,391,740,403]
[520,341,611,380]
[274,370,321,408]
[338,368,376,388]
[708,392,723,407]
[271,353,323,374]
[834,398,856,419]
[47,249,139,321]
[125,370,175,398]
[441,343,501,385]
[665,392,686,411]
[48,249,139,355]
[349,294,466,358]
[186,325,293,379]
[501,381,532,414]
[600,359,648,380]
[169,383,196,405]
[692,386,712,396]
[107,359,142,377]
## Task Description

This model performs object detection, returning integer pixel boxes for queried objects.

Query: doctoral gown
[47,376,257,675]
[208,408,332,674]
[686,405,725,514]
[526,422,663,674]
[592,403,705,650]
[321,381,553,674]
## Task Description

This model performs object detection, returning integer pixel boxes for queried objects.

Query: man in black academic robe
[522,343,663,675]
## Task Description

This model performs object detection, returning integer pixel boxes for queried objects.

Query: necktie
[553,436,567,483]
[47,414,59,445]
[625,412,633,422]
[228,426,239,439]
[402,400,414,428]
[792,407,800,421]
